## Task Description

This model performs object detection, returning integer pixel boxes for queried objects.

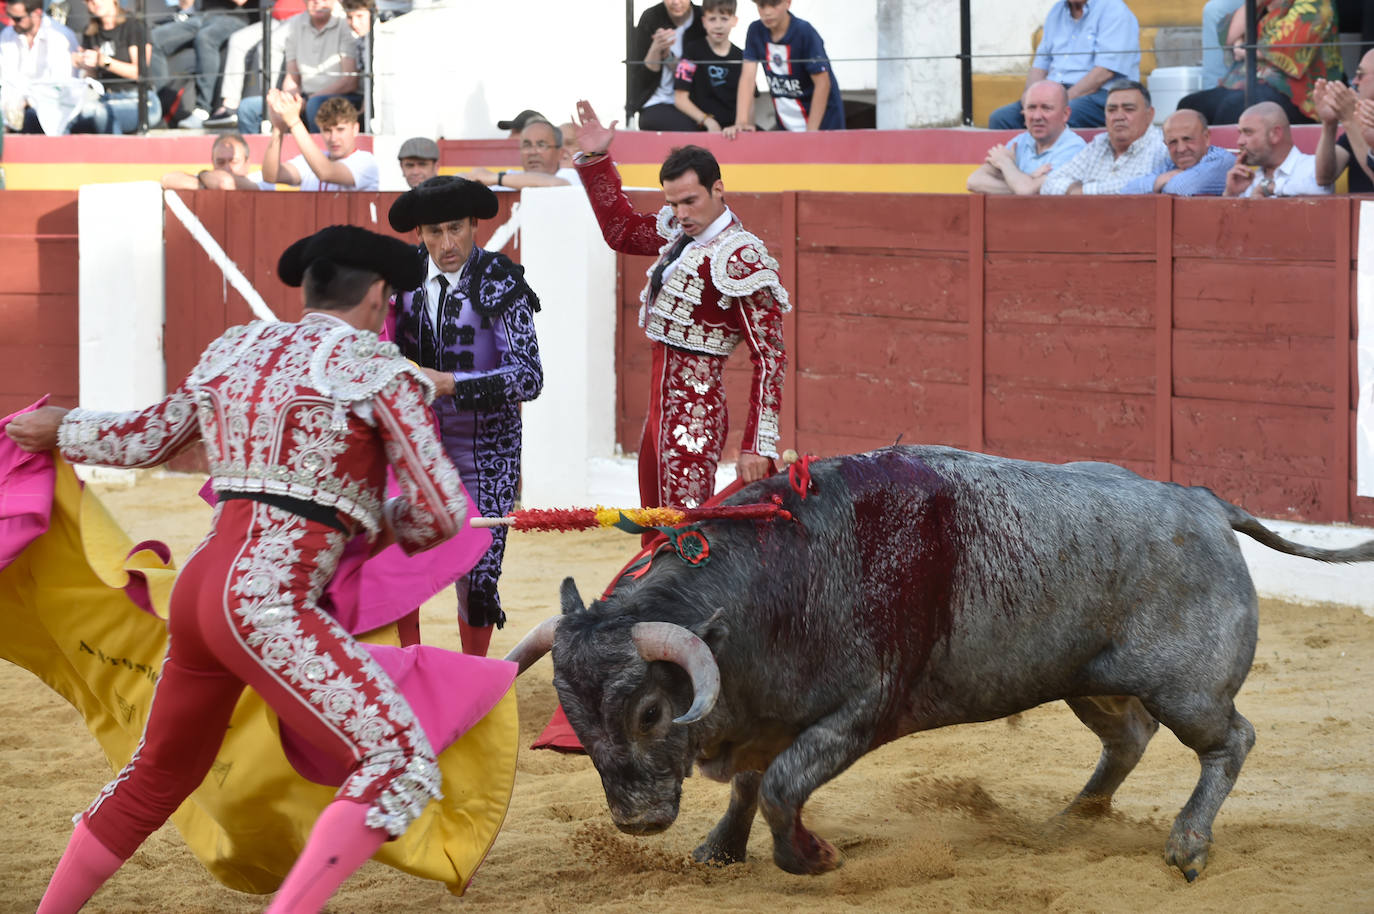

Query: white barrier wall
[78,181,166,412]
[516,186,618,508]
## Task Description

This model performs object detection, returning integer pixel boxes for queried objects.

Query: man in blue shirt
[988,0,1140,130]
[1119,109,1235,195]
[968,80,1086,194]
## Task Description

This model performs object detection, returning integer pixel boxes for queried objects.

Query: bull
[505,445,1374,881]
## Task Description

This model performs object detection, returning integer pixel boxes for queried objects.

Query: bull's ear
[560,577,586,614]
[692,608,729,652]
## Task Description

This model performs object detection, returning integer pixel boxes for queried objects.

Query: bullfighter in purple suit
[388,176,543,656]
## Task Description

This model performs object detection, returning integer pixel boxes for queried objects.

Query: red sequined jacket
[577,153,789,458]
[56,313,469,554]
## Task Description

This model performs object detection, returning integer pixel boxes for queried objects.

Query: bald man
[1224,101,1332,197]
[1118,109,1235,196]
[968,80,1085,195]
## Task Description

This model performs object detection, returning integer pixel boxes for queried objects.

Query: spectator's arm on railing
[967,163,1013,195]
[806,70,830,132]
[729,59,759,137]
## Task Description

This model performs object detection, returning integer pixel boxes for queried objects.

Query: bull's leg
[1060,696,1160,817]
[758,711,872,875]
[692,770,760,866]
[1154,704,1255,882]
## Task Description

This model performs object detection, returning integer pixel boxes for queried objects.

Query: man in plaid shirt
[1042,82,1171,195]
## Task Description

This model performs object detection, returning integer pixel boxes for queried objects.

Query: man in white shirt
[1224,100,1332,197]
[0,0,77,134]
[262,91,379,191]
[468,118,579,190]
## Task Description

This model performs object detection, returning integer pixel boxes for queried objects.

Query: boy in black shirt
[672,0,743,131]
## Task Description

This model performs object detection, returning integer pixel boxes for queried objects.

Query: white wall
[78,182,165,412]
[516,186,618,508]
[372,0,882,139]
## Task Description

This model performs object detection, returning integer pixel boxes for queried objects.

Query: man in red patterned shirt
[7,226,492,914]
[572,98,789,515]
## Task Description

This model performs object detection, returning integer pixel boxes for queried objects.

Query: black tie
[421,275,448,370]
[648,232,692,303]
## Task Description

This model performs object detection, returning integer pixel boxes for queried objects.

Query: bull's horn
[504,616,561,675]
[630,622,721,725]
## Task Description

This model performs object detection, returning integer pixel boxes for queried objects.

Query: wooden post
[1335,197,1353,523]
[1154,195,1173,483]
[967,193,985,451]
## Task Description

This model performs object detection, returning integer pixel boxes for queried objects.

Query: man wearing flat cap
[388,175,544,657]
[10,224,489,913]
[397,136,440,189]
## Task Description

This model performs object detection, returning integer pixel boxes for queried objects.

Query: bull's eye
[640,704,661,732]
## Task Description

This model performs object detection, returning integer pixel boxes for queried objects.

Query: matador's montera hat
[387,175,500,233]
[277,225,424,292]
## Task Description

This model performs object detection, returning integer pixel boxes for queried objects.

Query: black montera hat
[277,225,424,291]
[387,175,500,232]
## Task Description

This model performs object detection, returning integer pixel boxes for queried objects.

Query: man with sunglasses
[468,116,577,189]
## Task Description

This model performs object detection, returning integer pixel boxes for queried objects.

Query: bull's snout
[612,816,673,836]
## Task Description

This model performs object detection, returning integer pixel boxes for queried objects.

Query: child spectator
[672,0,743,131]
[729,0,843,134]
[342,0,372,77]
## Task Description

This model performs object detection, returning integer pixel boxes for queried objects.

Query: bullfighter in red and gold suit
[573,99,789,511]
[6,227,507,914]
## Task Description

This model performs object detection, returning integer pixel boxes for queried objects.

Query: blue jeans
[1202,0,1245,88]
[236,92,362,133]
[152,11,247,111]
[68,89,162,134]
[988,85,1110,129]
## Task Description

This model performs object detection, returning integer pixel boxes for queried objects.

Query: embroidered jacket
[57,313,468,555]
[577,153,789,458]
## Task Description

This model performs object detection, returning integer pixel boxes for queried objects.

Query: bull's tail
[1217,497,1374,563]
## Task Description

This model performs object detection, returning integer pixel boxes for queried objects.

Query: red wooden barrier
[2,188,1367,527]
[0,191,79,418]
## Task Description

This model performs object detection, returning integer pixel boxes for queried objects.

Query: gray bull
[506,446,1374,880]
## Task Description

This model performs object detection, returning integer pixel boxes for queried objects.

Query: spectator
[672,0,742,131]
[341,0,370,80]
[1177,0,1342,125]
[1119,109,1235,195]
[966,80,1084,195]
[1201,0,1244,88]
[161,132,267,190]
[468,117,576,188]
[0,0,78,133]
[397,134,438,188]
[631,0,703,130]
[495,107,543,138]
[151,0,258,128]
[1313,53,1374,192]
[1223,99,1331,196]
[67,0,162,134]
[204,0,302,128]
[235,0,356,134]
[987,0,1140,130]
[729,0,843,135]
[262,91,377,190]
[1041,81,1169,195]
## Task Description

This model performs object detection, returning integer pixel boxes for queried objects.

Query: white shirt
[1240,145,1331,198]
[660,205,734,287]
[646,10,694,107]
[286,148,379,191]
[424,255,467,333]
[0,17,78,105]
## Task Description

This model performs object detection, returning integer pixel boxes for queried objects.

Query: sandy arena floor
[0,473,1371,913]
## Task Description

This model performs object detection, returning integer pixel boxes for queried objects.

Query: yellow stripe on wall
[7,161,980,194]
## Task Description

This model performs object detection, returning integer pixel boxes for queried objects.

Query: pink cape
[1,401,509,782]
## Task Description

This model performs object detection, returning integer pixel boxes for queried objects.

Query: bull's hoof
[774,833,843,875]
[1164,826,1211,882]
[692,840,747,867]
